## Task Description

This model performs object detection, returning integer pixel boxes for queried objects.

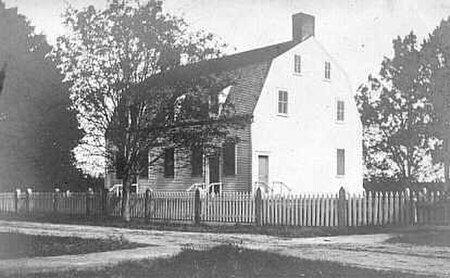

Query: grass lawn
[0,232,146,259]
[27,244,436,278]
[386,227,450,247]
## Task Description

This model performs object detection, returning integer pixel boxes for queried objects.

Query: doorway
[208,155,220,194]
[258,155,269,188]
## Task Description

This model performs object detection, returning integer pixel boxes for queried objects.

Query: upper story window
[209,86,232,117]
[278,90,288,115]
[294,55,302,74]
[336,100,345,122]
[325,61,331,80]
[223,141,236,176]
[337,149,345,176]
[164,148,175,178]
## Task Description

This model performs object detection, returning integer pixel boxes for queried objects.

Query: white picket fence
[261,194,338,226]
[0,192,102,216]
[0,193,15,213]
[108,192,195,222]
[1,188,449,227]
[202,192,254,223]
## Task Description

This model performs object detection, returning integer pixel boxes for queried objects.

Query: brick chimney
[292,13,315,41]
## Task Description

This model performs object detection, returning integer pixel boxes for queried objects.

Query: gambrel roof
[145,40,299,85]
[143,38,310,114]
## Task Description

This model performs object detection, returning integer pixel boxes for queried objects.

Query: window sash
[139,149,149,178]
[294,55,301,73]
[191,147,203,177]
[337,101,345,121]
[325,61,331,79]
[337,149,345,176]
[278,90,288,114]
[223,142,236,176]
[164,148,175,178]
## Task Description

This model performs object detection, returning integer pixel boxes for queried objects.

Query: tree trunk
[121,177,131,222]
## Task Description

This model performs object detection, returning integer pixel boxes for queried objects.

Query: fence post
[101,188,108,216]
[25,189,30,215]
[145,189,152,219]
[53,189,59,213]
[14,189,20,215]
[338,187,346,228]
[86,192,90,216]
[411,190,417,225]
[194,189,201,225]
[255,188,262,226]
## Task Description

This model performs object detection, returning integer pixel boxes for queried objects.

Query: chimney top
[292,13,315,42]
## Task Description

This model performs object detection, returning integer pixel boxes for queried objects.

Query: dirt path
[0,220,449,277]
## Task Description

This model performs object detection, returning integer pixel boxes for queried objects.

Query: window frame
[336,100,345,122]
[336,148,345,176]
[139,149,149,179]
[223,141,236,176]
[294,54,302,74]
[163,148,175,178]
[277,90,289,116]
[191,146,203,177]
[324,61,331,80]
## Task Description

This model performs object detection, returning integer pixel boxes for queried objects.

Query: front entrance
[208,155,221,194]
[258,155,269,190]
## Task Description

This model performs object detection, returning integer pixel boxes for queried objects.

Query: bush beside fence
[0,187,449,227]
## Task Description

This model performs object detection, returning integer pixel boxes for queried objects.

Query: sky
[4,0,450,91]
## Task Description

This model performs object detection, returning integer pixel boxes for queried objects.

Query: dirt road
[0,220,449,277]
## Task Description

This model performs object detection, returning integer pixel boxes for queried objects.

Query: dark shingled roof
[143,40,301,87]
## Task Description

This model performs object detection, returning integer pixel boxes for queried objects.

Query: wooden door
[209,155,220,194]
[258,155,269,187]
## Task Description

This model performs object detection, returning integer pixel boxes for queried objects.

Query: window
[337,100,345,122]
[139,149,149,178]
[325,61,331,79]
[191,146,203,177]
[294,55,302,74]
[278,90,288,115]
[164,148,175,178]
[223,142,236,176]
[337,149,345,176]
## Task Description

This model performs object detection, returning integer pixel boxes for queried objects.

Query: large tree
[0,2,84,191]
[421,18,450,184]
[54,0,247,221]
[356,32,438,185]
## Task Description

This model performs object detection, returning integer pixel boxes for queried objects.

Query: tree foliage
[356,33,438,183]
[0,2,84,191]
[421,18,450,182]
[54,0,247,220]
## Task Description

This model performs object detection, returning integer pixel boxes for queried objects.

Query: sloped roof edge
[142,37,312,88]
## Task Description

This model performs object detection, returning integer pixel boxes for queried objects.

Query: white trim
[234,143,238,176]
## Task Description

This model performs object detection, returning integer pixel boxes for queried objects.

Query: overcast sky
[4,0,450,90]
